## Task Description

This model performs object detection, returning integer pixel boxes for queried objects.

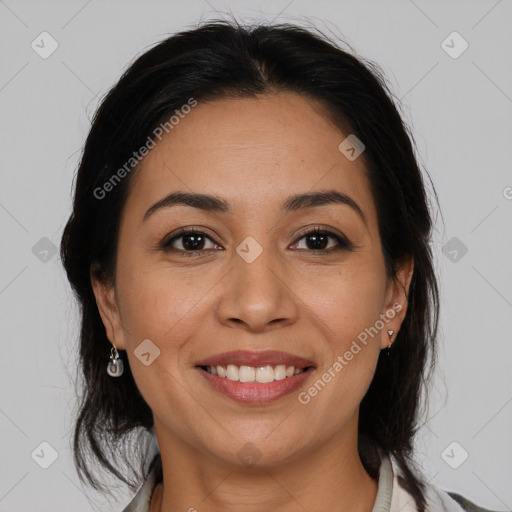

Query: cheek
[117,261,207,346]
[293,264,386,413]
[114,257,232,397]
[299,263,387,350]
[115,269,206,426]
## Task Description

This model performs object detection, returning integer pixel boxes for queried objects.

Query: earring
[387,330,394,356]
[107,344,124,377]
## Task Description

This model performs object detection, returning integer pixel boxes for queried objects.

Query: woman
[60,20,496,512]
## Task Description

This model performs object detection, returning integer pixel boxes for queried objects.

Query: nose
[216,245,298,333]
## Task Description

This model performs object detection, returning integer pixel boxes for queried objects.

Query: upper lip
[195,350,316,369]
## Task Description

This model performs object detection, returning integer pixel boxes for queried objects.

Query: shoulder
[121,451,162,512]
[426,485,503,512]
[443,492,506,512]
[387,454,504,512]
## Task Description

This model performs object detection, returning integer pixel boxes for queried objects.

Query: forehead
[124,92,375,222]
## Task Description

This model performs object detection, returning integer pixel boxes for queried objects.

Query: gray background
[0,0,511,510]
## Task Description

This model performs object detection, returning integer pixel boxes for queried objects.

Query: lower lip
[196,367,315,404]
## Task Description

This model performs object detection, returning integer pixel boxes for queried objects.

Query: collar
[121,448,467,512]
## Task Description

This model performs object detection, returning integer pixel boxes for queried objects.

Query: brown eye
[292,228,352,253]
[161,230,219,252]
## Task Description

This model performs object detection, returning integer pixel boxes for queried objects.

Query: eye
[160,226,352,255]
[291,227,352,253]
[161,228,220,253]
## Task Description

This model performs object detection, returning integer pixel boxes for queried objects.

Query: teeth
[226,364,239,381]
[274,365,287,380]
[256,366,274,383]
[203,364,308,382]
[239,365,255,382]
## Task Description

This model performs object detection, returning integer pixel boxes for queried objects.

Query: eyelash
[160,226,353,256]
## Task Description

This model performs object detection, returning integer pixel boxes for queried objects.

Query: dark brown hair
[61,19,439,511]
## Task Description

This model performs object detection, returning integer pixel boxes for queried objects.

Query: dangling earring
[387,330,394,356]
[107,344,124,377]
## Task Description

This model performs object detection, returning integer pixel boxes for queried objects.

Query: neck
[151,419,379,512]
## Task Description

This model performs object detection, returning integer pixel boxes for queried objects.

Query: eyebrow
[143,189,366,224]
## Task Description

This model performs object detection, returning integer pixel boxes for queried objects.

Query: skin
[92,92,413,512]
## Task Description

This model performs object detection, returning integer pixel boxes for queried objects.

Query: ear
[90,266,126,351]
[380,255,414,350]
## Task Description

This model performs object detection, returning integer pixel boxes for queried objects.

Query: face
[93,92,412,468]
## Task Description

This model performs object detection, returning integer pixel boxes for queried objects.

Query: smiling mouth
[197,364,314,383]
[196,363,316,404]
[194,350,317,402]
